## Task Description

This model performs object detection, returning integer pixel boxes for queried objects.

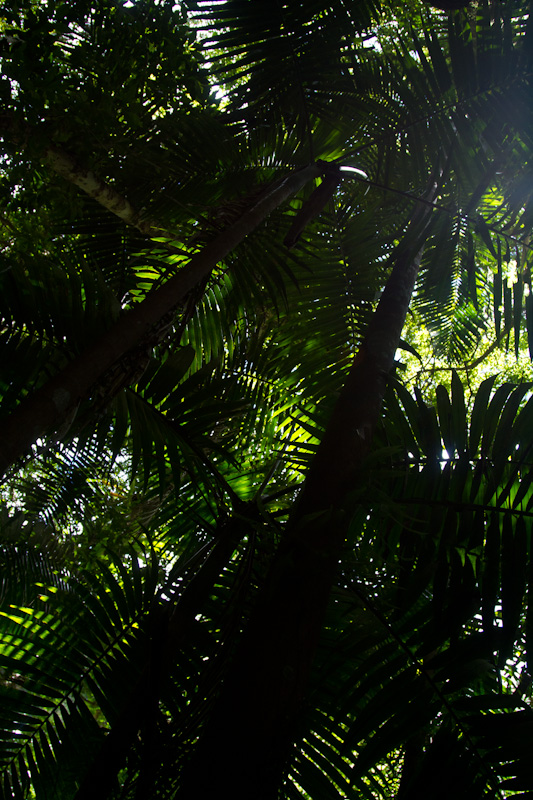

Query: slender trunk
[178,180,439,799]
[0,118,171,240]
[43,142,162,237]
[75,513,248,800]
[0,163,322,478]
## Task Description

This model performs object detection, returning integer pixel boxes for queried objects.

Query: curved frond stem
[354,175,533,254]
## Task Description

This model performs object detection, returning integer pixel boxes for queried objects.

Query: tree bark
[43,142,163,238]
[75,512,249,800]
[0,163,322,478]
[177,179,439,799]
[0,118,167,239]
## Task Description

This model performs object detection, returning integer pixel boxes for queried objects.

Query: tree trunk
[75,512,249,800]
[177,179,439,799]
[0,117,180,242]
[0,163,322,478]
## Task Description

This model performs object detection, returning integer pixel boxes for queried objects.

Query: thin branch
[410,326,513,384]
[467,326,513,369]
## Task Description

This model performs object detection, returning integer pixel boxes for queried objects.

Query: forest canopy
[1,1,533,798]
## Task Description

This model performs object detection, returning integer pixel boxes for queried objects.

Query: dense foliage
[1,0,533,797]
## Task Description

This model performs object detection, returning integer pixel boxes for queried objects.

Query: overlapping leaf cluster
[2,0,533,797]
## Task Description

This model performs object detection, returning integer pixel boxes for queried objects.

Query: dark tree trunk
[75,513,249,800]
[177,179,439,799]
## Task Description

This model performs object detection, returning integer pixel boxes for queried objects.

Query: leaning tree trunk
[177,178,440,800]
[0,163,322,478]
[73,510,252,800]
